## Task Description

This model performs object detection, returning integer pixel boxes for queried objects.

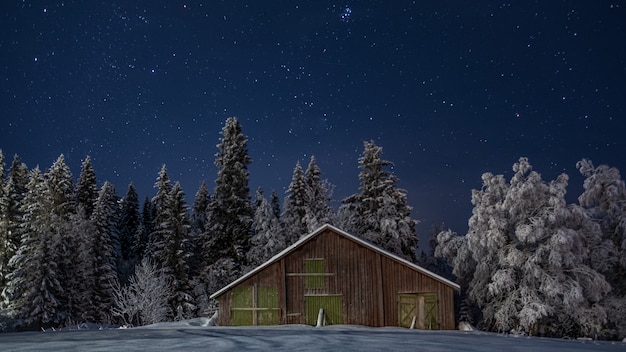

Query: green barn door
[231,285,279,326]
[398,294,418,328]
[422,293,439,330]
[232,286,253,325]
[397,293,439,330]
[305,295,343,326]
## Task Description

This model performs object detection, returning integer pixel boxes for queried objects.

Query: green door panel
[305,295,343,326]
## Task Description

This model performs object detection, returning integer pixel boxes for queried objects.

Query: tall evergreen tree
[341,141,418,261]
[0,154,28,302]
[304,156,333,231]
[189,181,210,278]
[136,197,155,260]
[248,188,283,267]
[281,162,308,245]
[45,154,77,324]
[201,117,253,273]
[153,182,193,317]
[5,168,63,329]
[89,181,120,323]
[148,165,172,261]
[270,190,281,221]
[76,156,98,218]
[118,184,141,283]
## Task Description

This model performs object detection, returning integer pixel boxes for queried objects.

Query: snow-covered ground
[0,319,624,352]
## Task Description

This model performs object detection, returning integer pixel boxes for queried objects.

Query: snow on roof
[210,224,460,299]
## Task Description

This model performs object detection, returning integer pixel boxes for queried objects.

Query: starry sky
[1,1,625,239]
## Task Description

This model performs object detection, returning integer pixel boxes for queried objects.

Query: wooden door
[397,293,439,329]
[305,295,343,326]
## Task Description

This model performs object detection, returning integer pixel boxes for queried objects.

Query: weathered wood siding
[215,228,457,329]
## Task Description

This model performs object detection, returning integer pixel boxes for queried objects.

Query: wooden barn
[210,224,460,329]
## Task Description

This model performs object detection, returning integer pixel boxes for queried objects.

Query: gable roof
[210,224,460,299]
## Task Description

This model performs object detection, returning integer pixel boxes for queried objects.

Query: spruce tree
[45,154,77,324]
[201,117,252,293]
[189,181,210,276]
[76,156,98,218]
[304,156,333,231]
[152,182,193,317]
[281,162,308,245]
[148,165,172,261]
[202,117,252,269]
[90,181,120,323]
[248,188,283,267]
[136,197,155,260]
[0,154,28,303]
[342,141,418,261]
[5,168,63,329]
[118,184,141,283]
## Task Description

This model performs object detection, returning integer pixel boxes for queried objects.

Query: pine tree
[248,188,283,267]
[189,182,210,277]
[342,141,418,261]
[90,181,120,323]
[76,156,98,218]
[5,168,63,329]
[45,154,77,324]
[148,165,172,261]
[136,197,155,260]
[201,117,253,280]
[281,162,308,245]
[152,182,193,318]
[304,156,333,232]
[0,154,28,303]
[270,190,281,221]
[64,206,97,322]
[117,184,141,283]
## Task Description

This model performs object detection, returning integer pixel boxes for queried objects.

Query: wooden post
[316,308,325,327]
[410,316,417,329]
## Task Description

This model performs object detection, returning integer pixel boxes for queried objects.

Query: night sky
[1,1,625,239]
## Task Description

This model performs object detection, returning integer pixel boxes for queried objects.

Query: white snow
[1,321,624,352]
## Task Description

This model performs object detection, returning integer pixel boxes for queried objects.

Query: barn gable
[210,224,459,329]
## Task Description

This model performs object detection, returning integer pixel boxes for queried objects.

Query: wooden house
[210,224,460,329]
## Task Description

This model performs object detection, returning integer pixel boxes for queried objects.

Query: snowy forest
[0,117,625,341]
[0,117,417,332]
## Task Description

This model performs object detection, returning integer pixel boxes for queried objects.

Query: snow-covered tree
[64,206,98,322]
[304,156,334,232]
[577,159,626,339]
[117,184,141,283]
[437,158,612,337]
[148,165,172,261]
[89,181,120,323]
[152,181,193,318]
[76,156,98,218]
[201,117,253,281]
[248,188,283,267]
[136,197,155,260]
[341,141,418,261]
[4,167,63,329]
[281,162,308,245]
[270,190,281,221]
[111,258,173,326]
[189,181,209,277]
[0,154,28,304]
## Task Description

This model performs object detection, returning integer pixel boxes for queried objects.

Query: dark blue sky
[1,1,625,238]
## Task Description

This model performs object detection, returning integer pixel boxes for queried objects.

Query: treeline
[0,117,418,330]
[435,157,626,340]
